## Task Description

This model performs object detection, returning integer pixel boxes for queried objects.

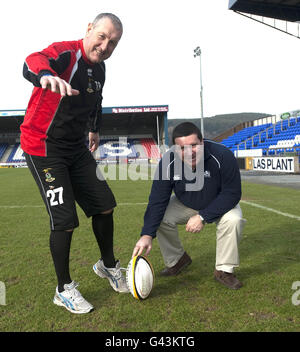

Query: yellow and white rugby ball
[126,255,154,300]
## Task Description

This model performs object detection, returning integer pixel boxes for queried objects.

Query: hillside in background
[167,112,271,143]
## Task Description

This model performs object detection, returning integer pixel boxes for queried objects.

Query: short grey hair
[92,13,123,33]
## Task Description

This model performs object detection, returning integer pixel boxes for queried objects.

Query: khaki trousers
[156,195,246,273]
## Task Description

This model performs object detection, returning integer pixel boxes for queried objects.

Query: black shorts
[24,149,116,231]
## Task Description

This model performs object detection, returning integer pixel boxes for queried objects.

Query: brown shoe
[160,252,192,276]
[214,269,243,289]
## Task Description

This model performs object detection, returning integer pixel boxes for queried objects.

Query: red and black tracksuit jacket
[20,39,105,156]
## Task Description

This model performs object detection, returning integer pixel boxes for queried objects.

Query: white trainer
[53,281,94,314]
[93,259,129,293]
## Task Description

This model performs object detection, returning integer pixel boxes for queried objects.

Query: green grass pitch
[0,166,300,332]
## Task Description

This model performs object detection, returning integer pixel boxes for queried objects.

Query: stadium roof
[0,105,169,143]
[229,0,300,22]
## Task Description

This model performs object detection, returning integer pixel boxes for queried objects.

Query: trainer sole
[53,296,94,314]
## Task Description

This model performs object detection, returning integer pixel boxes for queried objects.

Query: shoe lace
[105,262,126,281]
[67,282,84,303]
[110,266,126,281]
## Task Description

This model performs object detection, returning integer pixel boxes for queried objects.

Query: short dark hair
[92,13,123,33]
[172,122,203,144]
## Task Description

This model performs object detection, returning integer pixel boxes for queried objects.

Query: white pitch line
[2,201,299,221]
[240,200,300,221]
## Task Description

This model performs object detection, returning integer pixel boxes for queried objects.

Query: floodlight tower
[194,46,204,138]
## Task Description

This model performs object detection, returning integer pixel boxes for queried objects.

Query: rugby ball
[126,255,154,300]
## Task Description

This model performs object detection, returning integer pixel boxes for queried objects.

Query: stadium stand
[93,137,160,163]
[0,106,167,167]
[1,106,299,172]
[140,138,161,159]
[221,123,272,152]
[220,114,300,161]
[6,143,25,163]
[133,140,149,159]
[0,143,8,160]
[0,137,161,165]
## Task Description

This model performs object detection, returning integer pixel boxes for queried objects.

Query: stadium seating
[140,138,161,159]
[2,116,299,166]
[0,137,161,165]
[91,137,160,162]
[99,139,138,159]
[6,143,25,163]
[0,143,8,161]
[221,116,300,159]
[221,123,272,152]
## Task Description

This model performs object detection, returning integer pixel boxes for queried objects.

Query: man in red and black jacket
[21,38,105,156]
[20,13,129,314]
